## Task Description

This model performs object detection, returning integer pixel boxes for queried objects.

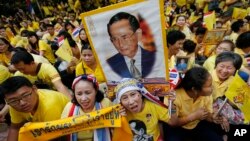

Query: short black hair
[195,27,207,36]
[0,76,33,98]
[46,24,54,29]
[236,31,250,49]
[183,39,196,54]
[180,67,210,91]
[107,12,140,37]
[81,43,92,53]
[231,19,244,32]
[11,50,34,64]
[215,52,242,71]
[167,30,186,47]
[0,37,14,52]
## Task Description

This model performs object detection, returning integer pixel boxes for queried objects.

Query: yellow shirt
[39,40,56,64]
[75,62,105,83]
[203,55,216,72]
[229,32,239,44]
[167,88,213,129]
[42,32,58,42]
[61,98,112,141]
[15,63,61,89]
[31,53,50,64]
[0,65,12,83]
[127,99,170,141]
[9,89,69,124]
[211,70,234,100]
[235,48,247,68]
[0,53,11,66]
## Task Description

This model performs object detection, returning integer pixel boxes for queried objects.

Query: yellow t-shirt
[61,98,112,141]
[0,65,12,83]
[166,88,213,129]
[42,33,58,42]
[229,32,239,44]
[39,40,56,64]
[9,89,69,124]
[75,62,105,83]
[127,99,170,141]
[203,55,216,72]
[211,70,234,100]
[31,53,50,64]
[14,63,60,89]
[235,48,247,68]
[0,53,11,66]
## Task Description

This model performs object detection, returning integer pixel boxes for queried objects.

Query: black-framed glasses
[5,91,32,106]
[111,32,135,44]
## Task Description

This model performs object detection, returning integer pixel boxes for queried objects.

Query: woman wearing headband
[115,78,177,141]
[61,74,112,141]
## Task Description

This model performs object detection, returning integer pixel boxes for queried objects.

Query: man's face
[14,61,34,75]
[109,19,139,58]
[5,86,38,113]
[47,27,54,35]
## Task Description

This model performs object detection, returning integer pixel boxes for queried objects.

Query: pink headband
[72,74,99,90]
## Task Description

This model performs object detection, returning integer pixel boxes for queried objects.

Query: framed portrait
[202,29,227,45]
[80,0,169,95]
[175,56,190,73]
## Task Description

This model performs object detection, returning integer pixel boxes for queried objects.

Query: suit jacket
[107,47,155,78]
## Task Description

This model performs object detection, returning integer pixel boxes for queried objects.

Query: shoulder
[101,98,112,108]
[107,53,123,63]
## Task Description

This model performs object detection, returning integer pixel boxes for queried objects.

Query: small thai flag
[56,36,64,47]
[169,68,181,89]
[72,27,81,38]
[26,0,35,15]
[245,55,250,67]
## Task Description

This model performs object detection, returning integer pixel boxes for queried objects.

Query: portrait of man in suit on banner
[106,12,155,79]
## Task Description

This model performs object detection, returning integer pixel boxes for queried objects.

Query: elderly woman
[61,74,112,141]
[115,78,177,141]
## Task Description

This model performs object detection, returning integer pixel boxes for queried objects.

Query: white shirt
[124,46,142,74]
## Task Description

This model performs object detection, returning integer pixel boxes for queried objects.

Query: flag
[72,27,81,39]
[245,54,250,67]
[225,74,250,123]
[169,68,181,89]
[203,11,216,30]
[232,7,247,20]
[55,38,73,62]
[26,0,35,15]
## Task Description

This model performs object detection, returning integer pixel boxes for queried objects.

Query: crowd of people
[0,0,250,141]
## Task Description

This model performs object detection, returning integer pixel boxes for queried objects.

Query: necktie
[130,59,141,79]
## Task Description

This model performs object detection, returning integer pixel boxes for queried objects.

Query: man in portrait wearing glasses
[0,76,69,141]
[106,12,155,79]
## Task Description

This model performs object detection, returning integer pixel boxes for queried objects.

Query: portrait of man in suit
[106,12,156,79]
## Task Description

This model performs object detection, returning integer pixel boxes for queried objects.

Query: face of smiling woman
[120,90,144,113]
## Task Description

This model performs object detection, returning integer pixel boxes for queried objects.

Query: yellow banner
[225,74,250,123]
[19,105,122,140]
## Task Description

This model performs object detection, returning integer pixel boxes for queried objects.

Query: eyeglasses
[111,32,135,44]
[6,91,32,106]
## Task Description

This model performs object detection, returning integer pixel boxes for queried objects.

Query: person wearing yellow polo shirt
[167,30,186,68]
[11,51,72,99]
[203,40,235,72]
[28,31,56,64]
[211,52,242,100]
[42,24,58,43]
[229,19,249,44]
[235,31,250,85]
[0,76,69,141]
[75,44,105,83]
[164,67,226,141]
[0,65,12,123]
